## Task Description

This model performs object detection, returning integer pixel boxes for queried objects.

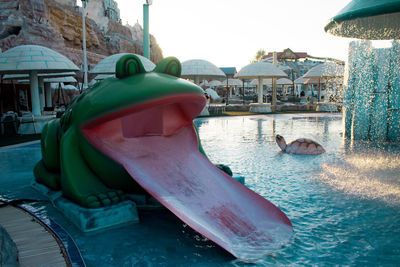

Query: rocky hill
[0,0,163,76]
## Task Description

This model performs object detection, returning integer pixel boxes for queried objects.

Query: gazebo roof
[276,78,293,85]
[236,62,288,79]
[0,45,79,74]
[181,59,226,78]
[303,62,344,79]
[249,78,292,86]
[249,79,271,86]
[222,78,242,86]
[294,77,308,84]
[304,78,326,85]
[90,53,155,74]
[208,80,223,87]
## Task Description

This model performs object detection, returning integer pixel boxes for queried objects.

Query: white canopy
[3,72,77,80]
[181,59,226,82]
[205,88,221,100]
[0,45,79,74]
[249,78,291,86]
[18,76,77,83]
[235,62,288,79]
[0,45,79,115]
[294,77,308,84]
[276,78,293,85]
[50,83,79,91]
[90,53,155,74]
[303,62,344,78]
[222,78,242,86]
[199,80,209,87]
[249,79,271,86]
[209,80,222,87]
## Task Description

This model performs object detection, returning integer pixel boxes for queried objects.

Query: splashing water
[320,152,400,204]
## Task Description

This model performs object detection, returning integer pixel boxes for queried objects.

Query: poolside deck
[0,202,68,267]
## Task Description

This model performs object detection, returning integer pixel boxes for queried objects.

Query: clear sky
[116,0,354,69]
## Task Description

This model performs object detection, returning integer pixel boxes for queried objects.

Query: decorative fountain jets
[342,40,400,142]
[325,0,400,143]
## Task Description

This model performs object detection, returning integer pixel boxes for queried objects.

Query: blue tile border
[18,203,86,267]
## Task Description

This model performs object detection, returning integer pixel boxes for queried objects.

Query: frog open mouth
[82,94,205,141]
[81,93,292,260]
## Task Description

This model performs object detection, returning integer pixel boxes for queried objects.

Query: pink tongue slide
[83,103,292,260]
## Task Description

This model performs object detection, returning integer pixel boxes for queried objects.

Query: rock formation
[0,0,163,79]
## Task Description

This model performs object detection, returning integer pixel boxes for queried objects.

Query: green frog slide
[34,54,293,260]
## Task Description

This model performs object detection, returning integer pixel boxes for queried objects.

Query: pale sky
[116,0,354,69]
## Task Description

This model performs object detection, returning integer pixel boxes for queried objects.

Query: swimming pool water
[1,113,399,266]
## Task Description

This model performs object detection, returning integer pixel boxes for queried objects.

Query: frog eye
[154,57,181,78]
[115,54,146,79]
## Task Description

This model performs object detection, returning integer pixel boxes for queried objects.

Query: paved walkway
[0,202,68,267]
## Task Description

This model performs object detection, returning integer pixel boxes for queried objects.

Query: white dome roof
[0,45,79,74]
[181,59,226,78]
[303,62,344,78]
[90,53,155,74]
[236,62,288,79]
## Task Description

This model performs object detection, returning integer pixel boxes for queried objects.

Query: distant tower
[103,0,120,22]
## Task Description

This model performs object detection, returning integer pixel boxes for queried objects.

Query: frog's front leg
[60,129,124,208]
[34,119,62,190]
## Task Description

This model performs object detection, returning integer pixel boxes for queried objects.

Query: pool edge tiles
[0,199,86,267]
[17,202,86,267]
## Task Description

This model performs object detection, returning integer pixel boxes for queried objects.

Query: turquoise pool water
[1,113,399,266]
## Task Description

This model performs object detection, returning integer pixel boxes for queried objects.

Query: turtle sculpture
[275,134,325,155]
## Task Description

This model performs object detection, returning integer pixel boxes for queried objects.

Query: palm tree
[251,49,266,63]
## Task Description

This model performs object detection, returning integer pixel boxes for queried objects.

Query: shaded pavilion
[223,78,242,98]
[0,45,79,116]
[208,80,222,88]
[3,72,77,111]
[276,78,293,95]
[16,76,78,108]
[236,61,287,112]
[303,62,344,101]
[181,59,226,85]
